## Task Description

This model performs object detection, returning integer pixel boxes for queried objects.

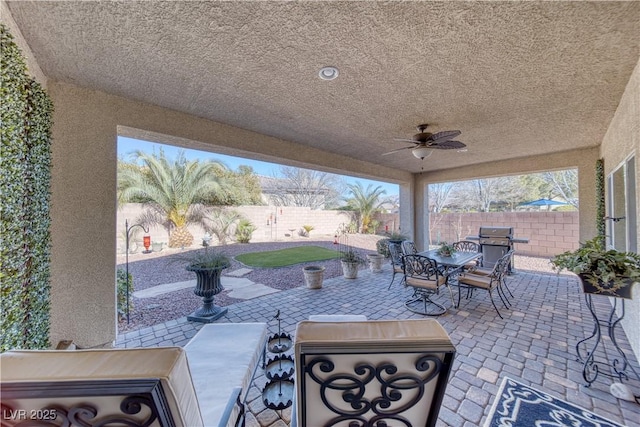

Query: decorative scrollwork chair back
[452,240,482,269]
[457,251,512,319]
[401,240,418,255]
[402,255,452,316]
[294,319,456,427]
[388,241,406,289]
[0,347,204,427]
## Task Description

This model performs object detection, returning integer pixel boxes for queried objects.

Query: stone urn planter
[183,249,231,323]
[341,261,359,279]
[303,266,325,289]
[367,253,384,273]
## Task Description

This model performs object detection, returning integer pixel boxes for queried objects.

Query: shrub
[116,269,134,321]
[302,225,314,236]
[1,24,53,351]
[236,219,257,243]
[376,238,391,258]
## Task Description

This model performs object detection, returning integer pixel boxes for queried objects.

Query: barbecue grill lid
[478,226,514,237]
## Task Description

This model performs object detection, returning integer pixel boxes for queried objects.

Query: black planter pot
[578,273,635,299]
[187,264,229,322]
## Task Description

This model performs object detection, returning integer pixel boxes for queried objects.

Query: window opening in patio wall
[427,169,579,258]
[115,136,399,332]
[607,155,637,252]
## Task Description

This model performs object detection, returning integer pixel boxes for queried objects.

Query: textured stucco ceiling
[6,1,640,175]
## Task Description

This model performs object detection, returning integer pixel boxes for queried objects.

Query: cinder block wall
[119,204,577,257]
[430,212,579,257]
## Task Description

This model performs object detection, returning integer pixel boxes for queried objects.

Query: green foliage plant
[595,159,606,244]
[1,24,53,351]
[551,237,640,295]
[338,248,367,266]
[376,238,391,258]
[236,219,257,243]
[117,149,225,248]
[205,208,242,245]
[116,269,133,321]
[178,247,231,270]
[344,183,386,233]
[385,230,409,242]
[302,225,314,236]
[436,242,456,257]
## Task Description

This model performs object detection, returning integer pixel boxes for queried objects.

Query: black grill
[478,227,514,270]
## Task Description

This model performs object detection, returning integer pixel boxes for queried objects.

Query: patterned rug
[484,377,624,427]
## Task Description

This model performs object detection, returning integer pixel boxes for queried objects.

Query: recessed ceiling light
[319,66,339,80]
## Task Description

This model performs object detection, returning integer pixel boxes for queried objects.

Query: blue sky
[118,136,399,196]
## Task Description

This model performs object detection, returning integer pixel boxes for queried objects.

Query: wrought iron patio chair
[452,240,482,268]
[401,240,418,255]
[387,241,405,289]
[465,249,515,299]
[403,254,453,316]
[457,251,512,319]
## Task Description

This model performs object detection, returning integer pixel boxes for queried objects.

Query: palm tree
[118,149,225,248]
[345,183,387,233]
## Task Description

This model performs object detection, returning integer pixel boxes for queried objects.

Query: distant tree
[118,149,225,248]
[344,183,386,233]
[209,164,263,206]
[539,169,578,208]
[428,182,455,213]
[268,166,344,209]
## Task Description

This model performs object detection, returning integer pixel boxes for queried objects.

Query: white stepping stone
[133,276,278,300]
[226,268,253,277]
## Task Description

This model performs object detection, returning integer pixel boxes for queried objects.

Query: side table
[576,294,640,393]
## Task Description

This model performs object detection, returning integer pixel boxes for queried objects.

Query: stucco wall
[600,58,640,360]
[47,81,411,347]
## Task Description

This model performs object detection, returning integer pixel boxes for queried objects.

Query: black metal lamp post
[124,219,149,324]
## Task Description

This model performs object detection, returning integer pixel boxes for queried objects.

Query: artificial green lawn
[235,246,340,268]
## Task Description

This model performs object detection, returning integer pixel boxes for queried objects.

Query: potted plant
[367,252,384,273]
[302,265,325,289]
[551,236,640,299]
[376,231,409,258]
[436,242,456,257]
[339,248,367,279]
[180,248,231,322]
[386,230,409,244]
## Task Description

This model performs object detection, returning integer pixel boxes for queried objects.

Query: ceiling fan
[383,124,466,159]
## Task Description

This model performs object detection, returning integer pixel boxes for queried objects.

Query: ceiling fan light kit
[383,123,467,159]
[412,147,433,160]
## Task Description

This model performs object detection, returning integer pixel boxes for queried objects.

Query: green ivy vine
[595,158,606,245]
[1,24,53,351]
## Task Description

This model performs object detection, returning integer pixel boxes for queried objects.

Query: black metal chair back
[452,240,480,253]
[402,254,452,316]
[401,240,418,255]
[387,242,405,289]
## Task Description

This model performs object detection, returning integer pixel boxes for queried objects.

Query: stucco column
[49,82,119,348]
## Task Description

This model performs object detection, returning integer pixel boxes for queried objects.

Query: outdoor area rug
[484,377,624,427]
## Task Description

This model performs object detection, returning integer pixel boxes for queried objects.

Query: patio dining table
[418,249,482,308]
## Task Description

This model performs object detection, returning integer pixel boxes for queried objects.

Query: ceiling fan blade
[382,146,415,155]
[429,140,467,150]
[427,130,462,144]
[393,138,419,143]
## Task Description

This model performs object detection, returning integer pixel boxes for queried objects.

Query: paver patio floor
[115,263,640,426]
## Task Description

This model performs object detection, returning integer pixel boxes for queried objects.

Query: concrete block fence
[117,204,578,257]
[430,212,579,257]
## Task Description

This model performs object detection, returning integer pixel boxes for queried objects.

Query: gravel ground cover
[116,235,557,333]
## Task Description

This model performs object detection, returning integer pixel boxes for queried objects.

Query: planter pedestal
[187,265,228,323]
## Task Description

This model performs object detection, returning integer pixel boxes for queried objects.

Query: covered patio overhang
[1,1,638,355]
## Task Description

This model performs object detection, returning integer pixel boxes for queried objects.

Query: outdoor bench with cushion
[0,323,267,427]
